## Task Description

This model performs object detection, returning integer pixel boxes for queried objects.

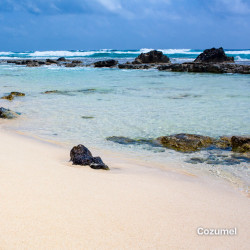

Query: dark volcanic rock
[106,136,161,147]
[38,61,46,65]
[118,63,151,69]
[107,136,138,144]
[216,136,232,149]
[157,134,214,152]
[1,92,25,101]
[194,47,234,63]
[46,59,58,64]
[7,60,15,64]
[158,62,250,74]
[133,50,170,64]
[231,136,250,153]
[1,94,14,100]
[90,157,109,170]
[10,92,25,96]
[0,107,19,119]
[70,144,109,170]
[7,59,41,67]
[71,60,82,64]
[107,134,250,156]
[65,63,78,67]
[26,61,40,67]
[94,60,118,68]
[44,90,60,94]
[81,116,94,119]
[57,57,67,62]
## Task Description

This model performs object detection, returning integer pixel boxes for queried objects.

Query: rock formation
[231,136,250,153]
[157,134,214,152]
[70,144,109,170]
[94,60,118,68]
[133,50,170,64]
[0,107,20,119]
[194,47,234,63]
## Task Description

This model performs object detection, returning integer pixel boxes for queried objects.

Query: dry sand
[0,128,249,250]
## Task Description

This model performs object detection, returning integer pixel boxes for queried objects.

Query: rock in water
[231,136,250,153]
[215,136,232,149]
[194,47,234,63]
[10,92,25,96]
[106,136,138,145]
[157,133,214,152]
[57,57,67,62]
[70,144,109,170]
[1,92,25,100]
[1,94,14,100]
[133,50,170,64]
[71,60,82,64]
[94,60,118,68]
[44,90,60,94]
[0,107,19,119]
[158,62,250,74]
[118,64,151,69]
[46,59,58,65]
[65,63,78,67]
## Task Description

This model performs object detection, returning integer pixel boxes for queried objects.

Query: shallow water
[0,63,250,192]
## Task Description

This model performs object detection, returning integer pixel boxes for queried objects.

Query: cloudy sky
[0,0,249,51]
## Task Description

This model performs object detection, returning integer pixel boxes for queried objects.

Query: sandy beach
[1,0,250,248]
[0,127,249,250]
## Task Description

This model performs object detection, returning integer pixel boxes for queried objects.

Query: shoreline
[1,119,250,195]
[0,126,249,249]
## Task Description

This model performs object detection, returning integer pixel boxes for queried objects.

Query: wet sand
[0,128,249,249]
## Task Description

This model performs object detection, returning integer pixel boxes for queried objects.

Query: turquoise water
[0,58,250,191]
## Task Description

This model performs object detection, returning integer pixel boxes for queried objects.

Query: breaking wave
[1,49,250,63]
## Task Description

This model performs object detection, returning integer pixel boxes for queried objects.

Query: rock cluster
[157,134,214,152]
[0,107,20,119]
[70,144,109,170]
[4,48,250,74]
[106,136,159,147]
[6,58,83,67]
[94,60,118,68]
[133,50,170,64]
[1,94,14,100]
[57,57,67,62]
[118,50,170,69]
[1,92,25,101]
[158,62,250,74]
[118,63,152,69]
[231,136,250,153]
[107,134,250,155]
[194,47,234,63]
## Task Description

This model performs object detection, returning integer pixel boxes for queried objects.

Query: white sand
[0,128,249,250]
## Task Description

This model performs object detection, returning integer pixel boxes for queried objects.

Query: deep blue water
[0,48,250,64]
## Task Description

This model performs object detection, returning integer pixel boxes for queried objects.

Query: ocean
[1,48,250,64]
[0,49,249,192]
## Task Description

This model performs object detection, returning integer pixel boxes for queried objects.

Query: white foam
[1,49,250,59]
[113,51,139,54]
[0,52,13,56]
[235,56,250,62]
[29,51,96,57]
[161,49,199,54]
[139,48,154,53]
[139,48,200,55]
[226,50,250,55]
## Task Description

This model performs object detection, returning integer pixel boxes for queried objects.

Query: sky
[0,0,250,51]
